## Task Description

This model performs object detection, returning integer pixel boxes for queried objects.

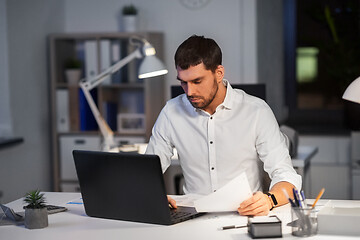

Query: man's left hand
[237,191,272,216]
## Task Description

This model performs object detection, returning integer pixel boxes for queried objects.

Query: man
[146,35,301,216]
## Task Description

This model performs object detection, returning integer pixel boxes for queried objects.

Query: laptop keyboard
[170,209,194,221]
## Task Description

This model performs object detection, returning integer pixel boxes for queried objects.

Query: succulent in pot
[23,190,48,229]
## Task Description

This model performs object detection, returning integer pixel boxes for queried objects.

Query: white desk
[292,146,318,176]
[1,192,358,240]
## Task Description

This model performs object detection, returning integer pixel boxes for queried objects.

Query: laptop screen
[73,150,175,224]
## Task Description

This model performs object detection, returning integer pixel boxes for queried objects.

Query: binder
[56,89,70,132]
[79,40,98,131]
[100,40,111,85]
[110,40,122,84]
[79,88,98,131]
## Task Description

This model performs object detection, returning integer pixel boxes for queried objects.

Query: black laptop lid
[72,150,172,225]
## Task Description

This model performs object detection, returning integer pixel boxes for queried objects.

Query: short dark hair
[174,35,222,72]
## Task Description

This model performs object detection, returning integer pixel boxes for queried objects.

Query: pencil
[311,188,325,209]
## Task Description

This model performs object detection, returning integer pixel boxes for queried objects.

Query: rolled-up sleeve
[255,105,302,190]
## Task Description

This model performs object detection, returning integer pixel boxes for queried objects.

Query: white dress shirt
[146,80,301,195]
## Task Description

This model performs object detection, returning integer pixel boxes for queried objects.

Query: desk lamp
[79,37,168,151]
[343,76,360,104]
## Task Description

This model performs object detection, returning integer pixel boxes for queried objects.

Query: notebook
[72,150,204,225]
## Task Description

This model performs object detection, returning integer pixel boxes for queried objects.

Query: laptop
[72,150,204,225]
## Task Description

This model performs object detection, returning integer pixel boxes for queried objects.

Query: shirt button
[211,167,215,170]
[214,190,216,192]
[210,116,213,120]
[210,141,213,144]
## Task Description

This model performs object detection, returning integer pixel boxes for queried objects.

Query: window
[284,0,360,131]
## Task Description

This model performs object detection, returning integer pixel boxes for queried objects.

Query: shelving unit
[48,32,165,191]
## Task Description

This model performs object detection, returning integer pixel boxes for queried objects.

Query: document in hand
[194,172,253,212]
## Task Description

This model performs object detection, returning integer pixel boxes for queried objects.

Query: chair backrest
[171,83,266,101]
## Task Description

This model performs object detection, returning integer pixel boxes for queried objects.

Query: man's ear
[216,65,225,82]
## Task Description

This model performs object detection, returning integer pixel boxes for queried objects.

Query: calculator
[46,205,67,214]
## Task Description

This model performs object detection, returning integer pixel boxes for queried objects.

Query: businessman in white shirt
[146,35,301,216]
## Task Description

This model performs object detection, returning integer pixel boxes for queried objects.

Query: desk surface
[1,192,358,240]
[0,137,23,150]
[292,146,318,168]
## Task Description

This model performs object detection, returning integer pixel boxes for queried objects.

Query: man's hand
[237,191,272,216]
[167,195,177,209]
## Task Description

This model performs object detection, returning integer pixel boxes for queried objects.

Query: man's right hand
[167,195,177,209]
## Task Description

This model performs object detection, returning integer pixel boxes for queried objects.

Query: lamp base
[344,100,360,130]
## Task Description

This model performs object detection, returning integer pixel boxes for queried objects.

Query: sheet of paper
[169,194,203,207]
[194,172,253,212]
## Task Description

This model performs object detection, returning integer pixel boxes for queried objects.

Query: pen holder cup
[291,207,318,237]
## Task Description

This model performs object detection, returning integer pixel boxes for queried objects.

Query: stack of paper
[318,200,360,236]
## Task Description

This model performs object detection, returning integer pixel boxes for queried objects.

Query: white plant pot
[121,15,138,32]
[24,208,48,229]
[65,69,82,86]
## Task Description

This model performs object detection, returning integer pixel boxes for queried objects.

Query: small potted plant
[120,4,138,32]
[23,190,48,229]
[64,57,82,85]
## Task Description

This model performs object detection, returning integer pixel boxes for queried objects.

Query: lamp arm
[79,82,114,151]
[79,48,143,151]
[83,49,142,90]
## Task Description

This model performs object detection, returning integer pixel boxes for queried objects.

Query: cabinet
[49,32,165,191]
[299,135,351,199]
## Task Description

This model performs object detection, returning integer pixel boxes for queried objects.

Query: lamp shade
[138,55,168,79]
[343,77,360,104]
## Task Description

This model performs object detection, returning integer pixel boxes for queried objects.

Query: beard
[187,77,218,110]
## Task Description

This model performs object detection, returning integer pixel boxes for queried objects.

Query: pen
[294,189,304,208]
[282,188,296,207]
[300,190,307,207]
[221,225,247,230]
[292,188,299,207]
[311,188,325,209]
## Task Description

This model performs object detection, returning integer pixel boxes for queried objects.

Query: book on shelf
[103,102,118,131]
[75,40,86,79]
[66,40,86,131]
[109,39,142,84]
[126,40,140,83]
[119,90,144,114]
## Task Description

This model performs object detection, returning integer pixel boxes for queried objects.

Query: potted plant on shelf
[120,4,138,32]
[64,57,82,86]
[23,190,48,229]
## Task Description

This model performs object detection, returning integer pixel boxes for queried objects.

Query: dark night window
[284,0,360,132]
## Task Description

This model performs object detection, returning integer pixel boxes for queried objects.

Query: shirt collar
[220,79,235,110]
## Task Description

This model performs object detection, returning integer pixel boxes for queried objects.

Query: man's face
[176,63,221,110]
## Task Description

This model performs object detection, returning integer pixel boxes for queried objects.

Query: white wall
[0,0,283,203]
[0,0,65,203]
[0,0,13,137]
[64,0,258,99]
